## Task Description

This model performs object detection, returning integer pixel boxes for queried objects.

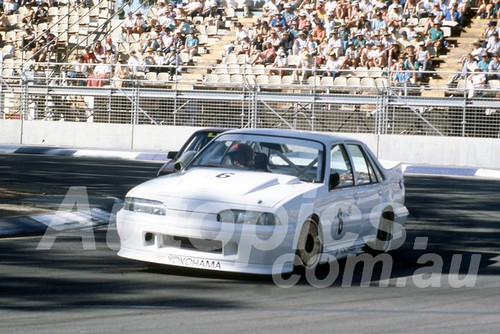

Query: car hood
[127,168,321,209]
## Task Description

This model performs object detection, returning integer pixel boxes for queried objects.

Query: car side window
[330,144,354,187]
[347,144,378,185]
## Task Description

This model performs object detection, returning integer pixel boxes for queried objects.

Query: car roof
[222,128,362,146]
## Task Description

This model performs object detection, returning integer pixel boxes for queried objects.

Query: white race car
[117,129,408,275]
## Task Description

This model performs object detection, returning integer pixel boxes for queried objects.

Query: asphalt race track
[0,154,499,333]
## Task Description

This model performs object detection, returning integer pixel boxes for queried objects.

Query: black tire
[295,217,323,269]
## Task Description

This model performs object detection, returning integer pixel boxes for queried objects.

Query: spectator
[323,51,345,78]
[295,48,314,82]
[93,40,105,59]
[271,12,286,28]
[183,32,198,64]
[477,52,490,72]
[127,50,142,77]
[112,57,128,88]
[403,0,419,18]
[81,45,98,64]
[33,3,49,25]
[251,41,277,65]
[471,39,486,60]
[386,4,403,30]
[163,46,184,79]
[269,48,289,76]
[262,0,278,18]
[282,3,296,24]
[477,0,494,19]
[131,12,147,35]
[466,67,487,98]
[66,55,88,86]
[3,0,19,15]
[371,10,387,32]
[483,21,498,40]
[87,55,112,87]
[21,26,36,51]
[1,38,15,60]
[486,32,500,56]
[21,3,35,26]
[444,2,462,27]
[391,59,412,89]
[141,24,162,53]
[103,36,118,58]
[203,3,224,27]
[121,12,135,39]
[416,42,431,74]
[426,20,447,54]
[161,27,174,52]
[404,52,420,82]
[487,52,500,79]
[183,0,203,17]
[142,47,156,72]
[328,30,344,57]
[448,53,477,85]
[344,41,360,67]
[293,30,308,55]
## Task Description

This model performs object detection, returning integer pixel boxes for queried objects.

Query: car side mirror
[174,150,198,172]
[329,172,340,190]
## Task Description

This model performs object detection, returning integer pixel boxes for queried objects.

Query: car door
[345,143,383,239]
[318,143,360,251]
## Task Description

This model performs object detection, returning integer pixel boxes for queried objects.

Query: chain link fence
[1,62,500,138]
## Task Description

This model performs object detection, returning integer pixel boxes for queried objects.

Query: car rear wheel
[296,218,323,269]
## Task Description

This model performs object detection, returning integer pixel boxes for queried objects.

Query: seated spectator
[403,52,420,82]
[183,0,203,17]
[66,55,88,86]
[93,40,105,59]
[322,52,346,78]
[183,32,199,64]
[103,36,118,58]
[3,0,19,15]
[81,45,98,64]
[426,20,447,55]
[486,32,500,56]
[403,0,419,18]
[163,46,184,79]
[444,2,462,27]
[466,67,487,98]
[391,60,412,88]
[21,3,35,26]
[295,48,314,82]
[262,0,278,18]
[33,3,49,25]
[476,0,494,19]
[488,52,500,79]
[448,53,477,85]
[127,50,142,77]
[0,38,15,60]
[250,41,276,65]
[112,57,128,88]
[471,39,486,61]
[203,3,224,27]
[87,55,112,87]
[416,42,431,74]
[132,12,147,35]
[142,47,156,72]
[121,11,135,39]
[268,48,289,77]
[21,26,36,51]
[386,4,403,29]
[477,52,490,72]
[141,24,162,53]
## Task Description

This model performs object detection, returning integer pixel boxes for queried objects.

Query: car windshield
[188,134,324,183]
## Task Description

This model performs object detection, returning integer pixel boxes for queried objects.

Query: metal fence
[1,62,500,138]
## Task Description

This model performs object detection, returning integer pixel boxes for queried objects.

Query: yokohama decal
[167,255,222,270]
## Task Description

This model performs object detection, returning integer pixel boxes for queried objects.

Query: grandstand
[0,0,499,106]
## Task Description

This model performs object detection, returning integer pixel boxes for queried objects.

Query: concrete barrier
[1,120,499,169]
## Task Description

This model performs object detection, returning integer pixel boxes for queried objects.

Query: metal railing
[1,62,499,139]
